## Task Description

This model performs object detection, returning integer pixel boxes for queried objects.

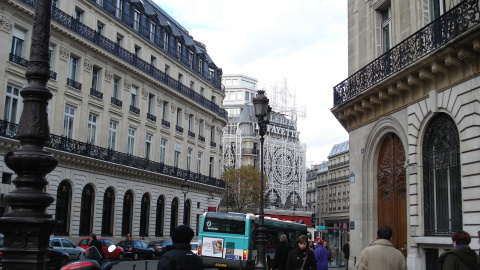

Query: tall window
[187,148,192,171]
[209,157,214,177]
[68,56,78,81]
[199,119,204,137]
[188,114,194,132]
[174,143,181,168]
[198,59,203,74]
[149,22,156,42]
[112,76,120,99]
[197,152,202,174]
[139,193,150,237]
[145,133,152,159]
[381,6,392,53]
[115,0,123,18]
[127,127,135,155]
[423,113,461,235]
[63,105,75,139]
[160,138,166,163]
[79,184,94,236]
[155,196,165,236]
[130,86,137,107]
[96,0,103,6]
[162,101,169,121]
[11,27,26,57]
[55,180,72,236]
[176,42,182,59]
[200,87,204,96]
[116,33,123,46]
[87,113,97,144]
[108,121,117,150]
[163,33,169,51]
[4,85,20,123]
[431,0,445,20]
[133,10,140,31]
[96,21,104,34]
[176,108,182,127]
[52,0,58,8]
[148,94,154,115]
[188,51,194,68]
[101,187,115,236]
[91,67,101,90]
[121,190,133,237]
[210,126,215,143]
[74,7,84,22]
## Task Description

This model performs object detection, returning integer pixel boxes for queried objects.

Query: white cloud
[153,0,349,164]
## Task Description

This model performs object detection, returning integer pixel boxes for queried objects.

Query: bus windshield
[203,216,246,234]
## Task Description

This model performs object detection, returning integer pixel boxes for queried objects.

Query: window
[176,108,182,127]
[133,10,140,31]
[145,133,152,159]
[199,119,204,137]
[87,113,97,144]
[209,157,214,177]
[112,76,120,98]
[74,7,84,22]
[187,148,192,171]
[188,114,194,132]
[197,152,202,174]
[162,101,169,121]
[245,91,250,101]
[381,6,392,53]
[178,73,183,84]
[2,172,12,184]
[116,33,124,46]
[96,0,103,6]
[431,0,445,20]
[52,0,59,8]
[115,0,123,18]
[4,84,20,123]
[68,56,78,81]
[91,66,101,90]
[200,87,204,96]
[190,81,195,90]
[127,127,136,155]
[11,27,26,57]
[130,86,137,107]
[150,55,156,67]
[188,51,194,68]
[176,42,182,59]
[160,138,166,163]
[174,143,181,168]
[134,45,141,57]
[212,96,216,104]
[63,105,75,139]
[163,33,169,51]
[97,21,105,34]
[210,126,215,143]
[108,121,117,150]
[149,22,156,42]
[198,59,203,74]
[148,94,154,115]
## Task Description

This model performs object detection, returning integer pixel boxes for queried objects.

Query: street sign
[315,225,326,230]
[350,221,355,230]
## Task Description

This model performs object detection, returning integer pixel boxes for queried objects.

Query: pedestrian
[314,239,329,270]
[308,241,315,251]
[157,225,203,270]
[342,240,350,269]
[438,230,480,270]
[323,241,333,262]
[270,234,292,270]
[356,225,406,270]
[125,233,131,240]
[89,233,105,260]
[286,235,317,270]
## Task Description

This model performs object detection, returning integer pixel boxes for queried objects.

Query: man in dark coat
[342,240,349,269]
[438,230,480,270]
[270,234,292,270]
[89,233,105,260]
[157,225,203,270]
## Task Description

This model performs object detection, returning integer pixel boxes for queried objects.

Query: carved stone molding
[105,68,113,82]
[0,12,12,34]
[59,46,70,62]
[142,89,148,99]
[205,122,212,130]
[124,78,132,91]
[216,126,222,135]
[171,104,177,114]
[84,58,93,72]
[157,97,163,106]
[195,116,201,124]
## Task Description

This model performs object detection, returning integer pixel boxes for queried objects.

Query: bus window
[204,217,246,235]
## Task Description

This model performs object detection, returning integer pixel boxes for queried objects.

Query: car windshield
[117,240,133,247]
[78,239,91,246]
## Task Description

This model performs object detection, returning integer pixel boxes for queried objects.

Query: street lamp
[253,90,271,270]
[0,0,58,269]
[182,179,190,225]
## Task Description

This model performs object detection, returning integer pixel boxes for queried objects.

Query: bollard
[133,263,136,270]
[145,260,148,270]
[354,256,357,267]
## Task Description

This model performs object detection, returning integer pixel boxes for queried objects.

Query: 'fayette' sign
[255,112,300,138]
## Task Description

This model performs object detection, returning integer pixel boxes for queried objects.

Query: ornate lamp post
[0,0,58,269]
[253,90,271,270]
[182,179,190,225]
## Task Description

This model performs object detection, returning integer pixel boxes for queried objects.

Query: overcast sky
[153,0,349,166]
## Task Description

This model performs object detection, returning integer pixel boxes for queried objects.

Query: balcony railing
[89,88,103,99]
[211,142,216,148]
[333,0,480,107]
[147,113,156,122]
[175,125,183,133]
[0,119,225,188]
[161,119,170,128]
[328,175,349,184]
[67,78,82,90]
[129,105,140,114]
[188,131,195,138]
[328,160,349,170]
[15,0,227,121]
[111,97,122,107]
[198,135,205,142]
[9,53,57,80]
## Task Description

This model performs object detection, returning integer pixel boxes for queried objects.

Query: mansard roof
[316,161,329,174]
[327,140,349,158]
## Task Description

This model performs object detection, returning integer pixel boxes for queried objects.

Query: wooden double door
[377,133,407,257]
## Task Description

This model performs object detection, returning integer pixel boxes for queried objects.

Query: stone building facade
[332,0,480,269]
[0,0,227,244]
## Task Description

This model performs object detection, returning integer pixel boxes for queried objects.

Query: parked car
[148,240,165,257]
[117,240,154,260]
[190,241,199,255]
[0,236,69,269]
[50,237,85,260]
[77,237,125,260]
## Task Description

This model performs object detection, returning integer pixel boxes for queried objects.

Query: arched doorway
[55,180,72,236]
[122,190,134,237]
[79,184,95,236]
[377,133,407,256]
[170,198,178,236]
[155,196,165,237]
[183,199,191,226]
[140,193,150,237]
[101,187,115,236]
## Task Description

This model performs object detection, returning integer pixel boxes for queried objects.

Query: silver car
[50,238,85,260]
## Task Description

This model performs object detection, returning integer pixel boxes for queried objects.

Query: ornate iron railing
[67,78,82,90]
[161,119,170,128]
[147,113,156,122]
[111,97,122,107]
[188,131,195,138]
[175,125,183,133]
[328,160,349,170]
[129,105,140,114]
[198,135,205,142]
[210,142,216,148]
[9,53,57,80]
[89,88,103,99]
[327,175,349,184]
[0,119,225,188]
[333,0,480,107]
[15,0,227,120]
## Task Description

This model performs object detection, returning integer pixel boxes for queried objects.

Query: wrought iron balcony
[0,119,225,188]
[129,105,140,114]
[188,131,195,138]
[328,175,349,184]
[333,0,480,107]
[198,135,205,142]
[210,142,216,148]
[67,78,82,90]
[15,0,228,121]
[175,125,184,133]
[147,113,156,122]
[161,119,170,128]
[329,160,349,170]
[89,88,103,99]
[9,53,57,80]
[111,97,122,107]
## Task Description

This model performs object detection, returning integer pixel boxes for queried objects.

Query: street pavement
[112,259,157,270]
